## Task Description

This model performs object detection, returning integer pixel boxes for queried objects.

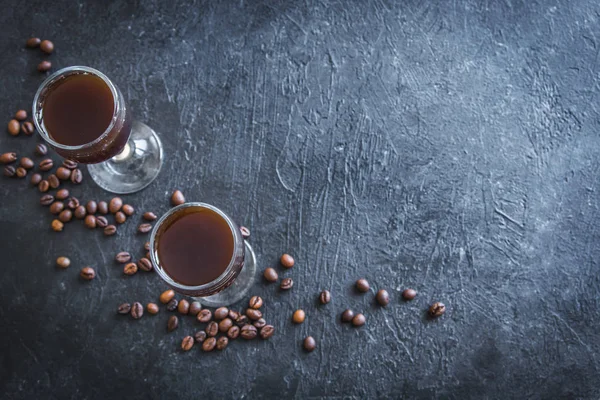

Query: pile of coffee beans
[6,109,36,138]
[25,37,54,72]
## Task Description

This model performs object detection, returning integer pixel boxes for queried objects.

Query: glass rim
[32,66,120,152]
[149,202,241,293]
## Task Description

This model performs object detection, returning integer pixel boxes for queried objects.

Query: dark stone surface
[1,0,600,398]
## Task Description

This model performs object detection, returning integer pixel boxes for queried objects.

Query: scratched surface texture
[1,0,599,399]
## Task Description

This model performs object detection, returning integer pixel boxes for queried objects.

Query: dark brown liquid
[43,74,114,146]
[157,208,234,286]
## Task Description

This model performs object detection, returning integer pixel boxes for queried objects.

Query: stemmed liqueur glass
[149,202,257,307]
[32,66,163,194]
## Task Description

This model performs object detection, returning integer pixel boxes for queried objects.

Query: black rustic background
[1,0,600,399]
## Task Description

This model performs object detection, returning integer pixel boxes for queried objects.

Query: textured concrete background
[1,0,600,398]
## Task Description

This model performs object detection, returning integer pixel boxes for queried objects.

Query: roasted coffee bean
[144,241,150,251]
[219,318,233,333]
[246,309,262,321]
[303,336,316,352]
[74,206,86,219]
[39,159,53,171]
[227,325,240,340]
[115,252,131,263]
[177,299,190,315]
[171,190,185,206]
[263,267,278,282]
[38,180,49,192]
[138,223,152,233]
[253,318,266,329]
[84,215,96,229]
[55,188,69,200]
[197,309,212,323]
[15,110,27,121]
[181,336,194,351]
[240,226,250,239]
[80,266,95,280]
[30,173,42,185]
[260,325,275,339]
[240,324,257,340]
[95,202,108,216]
[147,303,159,314]
[167,315,179,332]
[135,257,151,272]
[115,211,126,224]
[21,121,35,135]
[49,201,64,215]
[166,298,178,312]
[356,279,370,293]
[58,209,72,223]
[40,194,54,206]
[280,253,295,268]
[62,159,77,169]
[319,290,331,304]
[143,211,157,221]
[37,60,52,72]
[82,201,97,215]
[95,216,108,228]
[40,40,54,53]
[402,288,417,300]
[228,310,240,320]
[131,302,143,319]
[123,262,138,275]
[56,256,70,268]
[376,289,390,306]
[292,309,305,324]
[214,307,229,320]
[202,337,216,352]
[235,315,249,327]
[109,197,122,213]
[189,301,202,316]
[122,204,134,216]
[249,296,263,309]
[55,166,71,180]
[0,152,17,164]
[341,309,354,323]
[47,174,60,188]
[4,166,16,177]
[20,157,34,169]
[216,336,229,351]
[205,321,218,337]
[15,167,27,178]
[117,303,131,314]
[352,313,366,327]
[194,331,207,343]
[280,278,293,290]
[26,37,41,48]
[104,225,117,236]
[35,144,48,156]
[159,289,175,304]
[51,219,64,232]
[8,119,20,136]
[429,302,446,317]
[67,197,80,209]
[70,169,82,184]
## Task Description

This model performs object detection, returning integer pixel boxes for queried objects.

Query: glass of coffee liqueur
[32,66,163,194]
[149,202,257,307]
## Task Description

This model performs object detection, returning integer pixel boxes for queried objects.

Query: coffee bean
[253,318,266,329]
[95,216,108,228]
[39,159,53,171]
[280,277,293,290]
[303,336,316,352]
[15,110,27,121]
[117,303,131,314]
[51,219,64,232]
[214,307,229,320]
[122,204,134,216]
[429,302,446,317]
[38,180,49,192]
[15,167,27,178]
[218,318,233,333]
[205,321,218,337]
[0,152,17,164]
[166,298,178,311]
[356,279,370,293]
[115,211,126,224]
[143,211,157,221]
[171,190,185,206]
[177,299,189,314]
[58,209,72,222]
[55,166,71,180]
[21,121,35,135]
[202,337,216,352]
[84,215,96,229]
[67,197,80,209]
[20,157,34,169]
[62,159,77,169]
[35,144,48,156]
[70,169,82,184]
[189,301,202,316]
[249,296,263,309]
[49,201,64,215]
[30,173,42,185]
[47,174,59,188]
[26,37,41,48]
[80,266,95,280]
[159,289,175,304]
[109,197,122,213]
[227,325,240,339]
[216,336,229,351]
[144,241,150,251]
[37,60,52,72]
[74,206,86,219]
[167,315,179,332]
[40,40,54,54]
[260,325,275,340]
[246,309,262,321]
[181,336,194,351]
[131,302,143,319]
[104,225,117,236]
[138,223,152,233]
[341,309,354,323]
[352,313,366,327]
[319,290,331,304]
[280,253,295,268]
[235,315,249,327]
[402,288,417,300]
[40,194,54,206]
[263,267,278,282]
[8,120,20,136]
[240,324,257,340]
[123,262,137,276]
[56,256,70,268]
[292,309,305,324]
[55,188,69,200]
[134,258,151,273]
[147,303,159,314]
[197,309,212,323]
[96,201,108,215]
[194,331,207,343]
[240,226,250,239]
[376,289,390,306]
[228,310,240,320]
[3,166,15,177]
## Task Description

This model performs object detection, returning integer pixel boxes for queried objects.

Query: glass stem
[111,139,134,163]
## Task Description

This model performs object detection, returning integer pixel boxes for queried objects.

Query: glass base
[196,241,257,308]
[87,121,163,194]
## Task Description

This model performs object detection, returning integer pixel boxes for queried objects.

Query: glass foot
[87,121,163,194]
[197,241,257,308]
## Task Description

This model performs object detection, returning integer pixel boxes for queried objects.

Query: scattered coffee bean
[38,180,50,192]
[171,190,185,206]
[39,159,53,171]
[292,309,306,324]
[240,226,250,239]
[194,331,207,343]
[216,336,229,351]
[115,211,126,224]
[0,152,17,164]
[51,219,64,232]
[83,201,97,215]
[131,302,143,319]
[117,303,131,314]
[197,309,212,323]
[249,296,263,309]
[240,324,257,340]
[280,253,295,268]
[37,60,52,72]
[228,310,240,320]
[177,299,190,315]
[214,307,229,320]
[303,336,316,352]
[160,290,175,304]
[319,290,331,304]
[15,110,27,121]
[67,197,80,209]
[62,159,77,169]
[376,289,390,306]
[40,194,54,206]
[15,167,27,178]
[3,166,15,177]
[74,206,86,219]
[352,313,366,327]
[35,144,48,156]
[227,325,240,339]
[253,318,266,329]
[55,188,69,200]
[402,288,417,300]
[166,298,179,311]
[56,256,70,268]
[219,318,233,333]
[202,337,216,352]
[235,315,249,327]
[40,40,54,54]
[205,321,218,337]
[263,267,278,282]
[356,279,370,293]
[189,301,202,316]
[26,37,41,48]
[21,121,35,135]
[147,303,159,314]
[260,325,275,339]
[123,262,138,276]
[429,302,446,317]
[109,197,122,213]
[20,157,34,169]
[142,211,157,221]
[137,257,152,272]
[55,166,70,180]
[246,308,263,321]
[167,315,179,332]
[47,174,60,188]
[97,201,108,214]
[70,169,82,184]
[7,120,20,136]
[84,215,96,229]
[104,225,117,236]
[80,266,95,280]
[122,204,134,216]
[181,336,194,351]
[95,216,108,228]
[58,209,73,223]
[280,277,293,290]
[138,223,152,233]
[341,309,355,323]
[49,201,64,215]
[30,173,42,185]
